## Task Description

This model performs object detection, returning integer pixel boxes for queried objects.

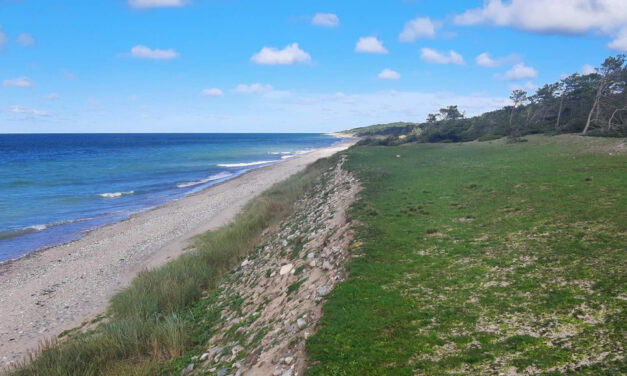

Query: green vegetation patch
[307,136,626,375]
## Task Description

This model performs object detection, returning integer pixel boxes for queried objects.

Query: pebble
[318,286,328,295]
[297,318,307,330]
[279,264,293,275]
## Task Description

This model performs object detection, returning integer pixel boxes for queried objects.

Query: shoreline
[0,139,356,367]
[0,138,349,268]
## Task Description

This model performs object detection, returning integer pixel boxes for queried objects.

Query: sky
[1,0,626,133]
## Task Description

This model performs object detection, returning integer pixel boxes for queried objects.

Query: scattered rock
[279,264,293,276]
[195,157,360,375]
[180,363,194,376]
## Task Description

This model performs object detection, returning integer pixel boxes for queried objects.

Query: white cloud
[235,83,274,94]
[17,33,35,46]
[581,64,596,75]
[129,0,188,9]
[276,90,508,129]
[454,0,627,33]
[475,52,519,68]
[399,17,436,42]
[250,43,311,65]
[201,88,223,96]
[454,0,627,51]
[499,62,538,80]
[476,52,498,67]
[312,13,340,27]
[45,93,60,100]
[355,37,388,54]
[608,28,627,51]
[420,48,465,65]
[378,68,401,80]
[129,45,179,60]
[3,76,34,88]
[10,105,48,116]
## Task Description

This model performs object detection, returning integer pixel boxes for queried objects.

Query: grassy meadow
[307,135,626,375]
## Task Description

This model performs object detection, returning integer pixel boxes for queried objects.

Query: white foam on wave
[281,155,296,160]
[217,160,275,168]
[1,217,92,241]
[177,171,234,188]
[269,151,292,155]
[98,191,135,198]
[29,224,48,231]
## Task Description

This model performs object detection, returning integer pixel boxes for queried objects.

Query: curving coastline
[0,140,356,367]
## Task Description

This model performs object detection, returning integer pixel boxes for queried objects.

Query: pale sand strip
[0,140,355,366]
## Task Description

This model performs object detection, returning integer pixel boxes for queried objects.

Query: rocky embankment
[183,156,360,376]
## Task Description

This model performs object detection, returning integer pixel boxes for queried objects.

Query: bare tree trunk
[525,105,533,125]
[608,105,627,131]
[555,95,564,131]
[583,78,607,135]
[583,98,598,135]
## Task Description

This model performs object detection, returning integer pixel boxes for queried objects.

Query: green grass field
[307,136,626,375]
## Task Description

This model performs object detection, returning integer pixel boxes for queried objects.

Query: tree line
[353,55,627,144]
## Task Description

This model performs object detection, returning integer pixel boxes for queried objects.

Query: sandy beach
[0,140,355,367]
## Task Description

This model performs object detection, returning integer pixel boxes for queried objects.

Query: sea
[0,133,344,262]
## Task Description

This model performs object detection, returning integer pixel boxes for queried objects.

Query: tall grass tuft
[6,156,336,376]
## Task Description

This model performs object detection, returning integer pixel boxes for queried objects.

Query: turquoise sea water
[0,133,342,261]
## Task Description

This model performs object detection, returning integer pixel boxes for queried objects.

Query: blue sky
[1,0,626,133]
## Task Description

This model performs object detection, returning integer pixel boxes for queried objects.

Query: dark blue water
[0,133,342,261]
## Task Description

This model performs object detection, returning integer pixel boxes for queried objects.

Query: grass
[6,156,336,376]
[307,135,626,375]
